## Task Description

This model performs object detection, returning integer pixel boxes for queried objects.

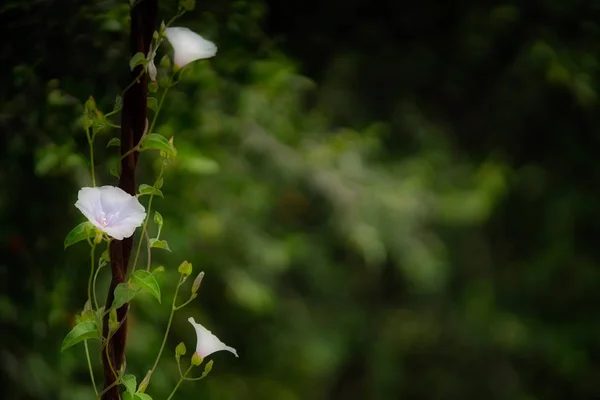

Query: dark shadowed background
[2,0,600,399]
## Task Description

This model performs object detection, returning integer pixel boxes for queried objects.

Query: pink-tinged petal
[103,224,134,241]
[148,60,157,81]
[165,27,217,68]
[147,44,158,81]
[98,186,135,214]
[188,317,238,359]
[73,186,146,240]
[75,187,104,230]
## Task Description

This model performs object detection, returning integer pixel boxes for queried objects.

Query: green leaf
[179,0,195,11]
[78,301,95,323]
[122,374,137,394]
[129,52,147,70]
[122,393,134,400]
[64,221,95,249]
[154,177,164,189]
[95,306,106,325]
[138,184,164,198]
[140,133,175,157]
[201,359,214,378]
[152,266,165,276]
[153,211,163,226]
[110,161,121,178]
[149,238,171,252]
[109,308,119,332]
[61,321,100,352]
[112,283,138,309]
[130,270,161,303]
[147,97,157,112]
[135,394,153,400]
[101,249,110,262]
[113,95,123,111]
[107,138,121,148]
[148,81,158,93]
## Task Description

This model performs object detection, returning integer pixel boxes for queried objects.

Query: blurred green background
[2,0,600,399]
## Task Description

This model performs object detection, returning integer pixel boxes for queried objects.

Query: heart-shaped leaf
[130,270,161,303]
[64,221,95,249]
[138,184,164,198]
[61,321,100,352]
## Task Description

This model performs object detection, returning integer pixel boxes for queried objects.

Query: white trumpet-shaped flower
[75,186,146,240]
[165,27,217,68]
[188,317,238,359]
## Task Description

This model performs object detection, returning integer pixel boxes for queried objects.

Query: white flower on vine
[165,27,217,68]
[147,43,158,81]
[188,317,238,359]
[75,186,146,240]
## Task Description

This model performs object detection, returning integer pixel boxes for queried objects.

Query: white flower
[75,186,146,240]
[147,44,157,81]
[188,317,238,359]
[165,27,217,68]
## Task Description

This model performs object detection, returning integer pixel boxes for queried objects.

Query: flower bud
[191,352,203,366]
[191,271,204,294]
[175,342,187,359]
[178,260,192,276]
[137,370,152,393]
[109,308,119,332]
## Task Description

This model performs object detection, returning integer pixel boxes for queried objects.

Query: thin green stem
[132,194,154,272]
[92,261,103,311]
[96,376,120,400]
[87,242,96,308]
[145,228,152,272]
[104,336,118,382]
[132,161,166,272]
[104,108,121,119]
[174,294,196,311]
[147,75,173,135]
[148,275,184,378]
[100,306,129,393]
[85,126,96,187]
[166,364,193,400]
[122,69,145,96]
[84,340,99,396]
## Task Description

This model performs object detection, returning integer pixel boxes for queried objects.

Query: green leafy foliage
[139,133,176,157]
[129,52,147,70]
[6,1,600,399]
[60,321,100,352]
[130,270,161,303]
[64,221,95,249]
[107,137,121,147]
[149,238,171,251]
[112,283,137,309]
[138,184,164,198]
[122,374,137,393]
[147,97,157,112]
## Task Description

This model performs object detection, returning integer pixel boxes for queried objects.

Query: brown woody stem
[101,1,157,399]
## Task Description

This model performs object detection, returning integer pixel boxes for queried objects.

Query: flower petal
[147,44,157,81]
[75,187,105,231]
[74,186,146,240]
[165,27,217,67]
[148,60,157,81]
[98,186,136,214]
[188,317,238,359]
